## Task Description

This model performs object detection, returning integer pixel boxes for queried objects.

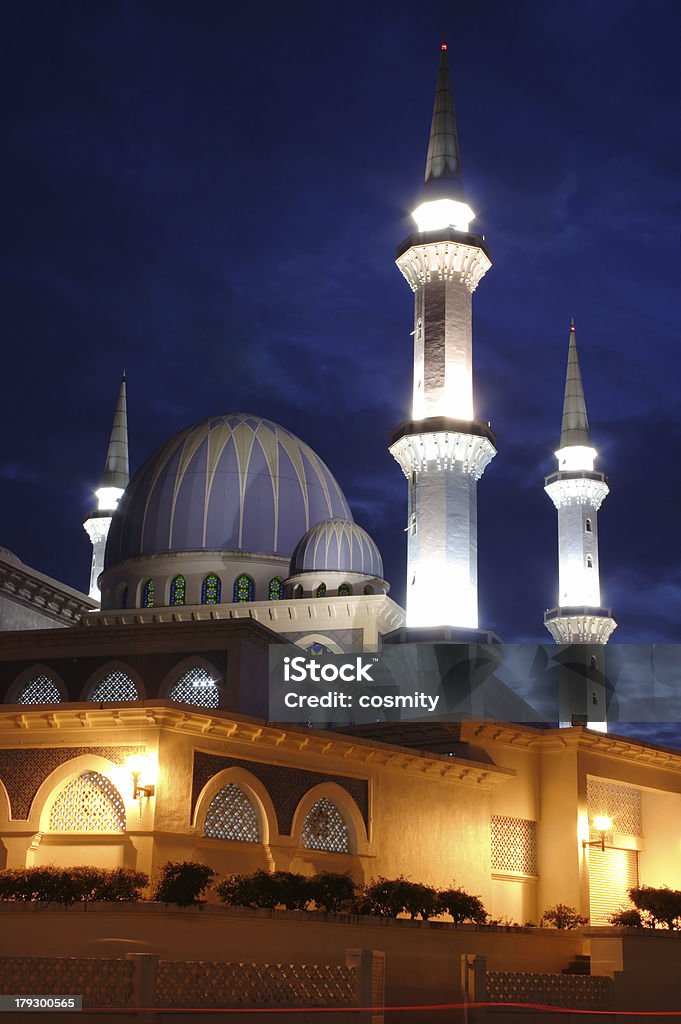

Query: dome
[105,415,352,567]
[290,518,384,579]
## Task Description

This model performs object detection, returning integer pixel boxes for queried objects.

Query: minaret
[83,373,129,600]
[389,43,496,632]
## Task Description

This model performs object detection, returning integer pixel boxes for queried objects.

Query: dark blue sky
[2,0,680,659]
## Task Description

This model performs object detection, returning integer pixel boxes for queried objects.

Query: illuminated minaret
[389,43,495,631]
[83,373,129,600]
[544,323,616,647]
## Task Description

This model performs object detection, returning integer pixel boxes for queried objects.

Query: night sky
[2,3,680,698]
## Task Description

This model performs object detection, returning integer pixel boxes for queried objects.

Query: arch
[585,518,593,534]
[193,767,277,845]
[363,584,374,595]
[7,665,65,705]
[48,771,126,833]
[83,662,142,702]
[291,783,367,856]
[316,582,327,598]
[338,583,352,597]
[292,584,303,599]
[268,576,284,601]
[162,657,223,709]
[169,574,186,606]
[295,633,344,655]
[233,573,255,603]
[201,573,222,605]
[31,754,131,833]
[586,554,594,569]
[141,579,155,608]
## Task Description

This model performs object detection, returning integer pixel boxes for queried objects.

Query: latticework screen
[491,815,537,874]
[169,667,220,708]
[204,783,260,842]
[88,670,138,702]
[15,675,62,704]
[49,772,126,832]
[301,797,349,853]
[587,778,642,838]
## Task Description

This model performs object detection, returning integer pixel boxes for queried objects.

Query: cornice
[0,560,96,626]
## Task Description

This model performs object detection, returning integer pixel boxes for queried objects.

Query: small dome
[105,415,352,568]
[290,518,383,579]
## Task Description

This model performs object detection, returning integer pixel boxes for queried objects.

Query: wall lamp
[126,754,155,799]
[582,814,612,852]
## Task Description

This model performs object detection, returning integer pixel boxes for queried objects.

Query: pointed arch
[8,665,65,705]
[233,574,255,603]
[193,767,277,844]
[48,772,126,833]
[201,573,221,605]
[170,574,186,606]
[295,634,344,655]
[338,583,351,597]
[141,579,155,608]
[83,661,142,702]
[316,582,327,598]
[268,576,283,601]
[291,782,368,856]
[162,656,224,709]
[31,754,131,833]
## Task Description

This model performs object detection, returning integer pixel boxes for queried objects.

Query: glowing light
[441,41,447,51]
[407,562,478,629]
[593,814,612,833]
[555,445,597,472]
[412,198,475,234]
[96,486,124,512]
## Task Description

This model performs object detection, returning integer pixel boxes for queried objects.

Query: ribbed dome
[105,415,352,567]
[290,518,383,579]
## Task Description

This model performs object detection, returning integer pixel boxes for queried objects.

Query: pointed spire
[101,372,129,489]
[559,321,591,448]
[423,41,465,202]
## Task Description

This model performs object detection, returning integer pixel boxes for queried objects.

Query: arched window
[301,797,349,853]
[586,554,594,568]
[338,583,351,597]
[15,674,62,705]
[316,582,327,598]
[306,643,333,656]
[170,575,186,606]
[204,783,260,842]
[201,574,221,605]
[233,574,254,603]
[49,772,126,832]
[142,579,155,608]
[168,666,220,709]
[88,669,138,702]
[363,584,374,595]
[268,577,283,601]
[293,584,303,599]
[585,518,593,533]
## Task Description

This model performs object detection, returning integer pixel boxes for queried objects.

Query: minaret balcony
[396,233,492,293]
[390,416,496,479]
[544,472,609,510]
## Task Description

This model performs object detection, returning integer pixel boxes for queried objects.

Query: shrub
[438,887,487,925]
[216,870,310,910]
[152,861,216,906]
[608,907,644,928]
[0,866,148,904]
[358,876,440,920]
[308,871,356,913]
[541,904,588,929]
[629,886,681,930]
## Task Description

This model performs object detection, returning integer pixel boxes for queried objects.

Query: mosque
[0,45,679,931]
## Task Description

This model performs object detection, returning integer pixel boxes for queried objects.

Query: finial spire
[559,322,590,448]
[102,372,129,489]
[423,40,464,202]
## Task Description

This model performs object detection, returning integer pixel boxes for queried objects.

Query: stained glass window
[169,666,220,708]
[204,783,260,842]
[16,675,62,704]
[301,797,349,853]
[306,643,333,656]
[170,575,186,606]
[201,574,221,605]
[233,574,254,603]
[142,579,155,608]
[338,583,351,597]
[268,577,283,601]
[316,583,327,597]
[49,772,126,833]
[88,669,138,702]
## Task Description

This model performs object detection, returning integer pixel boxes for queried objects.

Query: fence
[0,948,384,1024]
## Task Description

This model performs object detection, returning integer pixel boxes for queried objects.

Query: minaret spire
[83,373,130,601]
[544,323,617,727]
[389,45,496,635]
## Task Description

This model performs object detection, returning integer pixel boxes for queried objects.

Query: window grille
[169,666,220,708]
[301,797,349,853]
[316,582,327,597]
[142,579,155,608]
[587,778,642,838]
[49,771,126,832]
[88,669,138,702]
[201,574,221,605]
[170,575,186,606]
[268,577,283,600]
[338,583,351,597]
[306,643,333,655]
[233,574,254,603]
[16,675,62,704]
[491,815,537,874]
[204,783,260,842]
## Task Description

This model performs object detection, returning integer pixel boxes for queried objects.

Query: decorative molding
[544,613,617,645]
[396,240,491,293]
[390,430,496,480]
[545,476,609,511]
[0,560,96,627]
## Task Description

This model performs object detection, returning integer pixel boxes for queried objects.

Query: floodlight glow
[96,486,124,512]
[412,198,474,234]
[555,446,597,472]
[593,814,612,833]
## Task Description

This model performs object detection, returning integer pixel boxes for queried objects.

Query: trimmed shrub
[358,876,440,920]
[216,870,310,910]
[541,903,588,929]
[308,871,356,913]
[0,866,148,904]
[629,886,681,930]
[608,907,645,928]
[152,861,216,906]
[438,887,487,925]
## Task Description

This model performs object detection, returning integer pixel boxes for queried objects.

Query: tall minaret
[389,43,496,632]
[544,323,616,646]
[83,373,129,600]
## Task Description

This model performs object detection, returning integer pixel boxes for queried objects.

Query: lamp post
[582,814,612,853]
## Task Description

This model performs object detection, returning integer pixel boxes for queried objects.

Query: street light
[582,814,612,852]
